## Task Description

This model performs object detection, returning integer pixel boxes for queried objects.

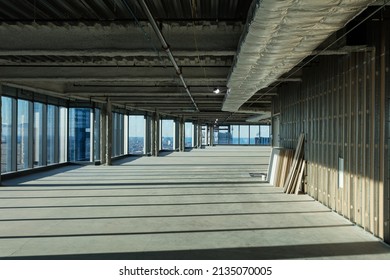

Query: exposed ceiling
[0,0,380,124]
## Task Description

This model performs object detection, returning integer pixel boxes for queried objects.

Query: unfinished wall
[275,21,389,242]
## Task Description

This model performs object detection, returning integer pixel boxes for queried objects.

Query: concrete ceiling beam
[0,50,236,57]
[0,21,242,52]
[0,66,229,81]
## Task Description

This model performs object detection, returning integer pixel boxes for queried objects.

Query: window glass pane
[119,114,124,155]
[185,122,193,148]
[59,107,68,163]
[33,103,44,167]
[17,99,30,170]
[201,125,207,145]
[112,113,117,157]
[260,125,271,145]
[47,105,56,164]
[1,96,13,173]
[69,108,91,161]
[217,126,230,144]
[94,108,101,161]
[231,125,239,144]
[250,125,260,145]
[161,119,174,150]
[239,125,249,144]
[112,112,122,157]
[214,128,218,145]
[129,115,145,154]
[112,113,123,157]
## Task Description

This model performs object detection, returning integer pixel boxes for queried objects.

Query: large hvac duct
[223,0,375,112]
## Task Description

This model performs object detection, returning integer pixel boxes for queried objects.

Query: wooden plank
[295,161,306,195]
[283,133,304,193]
[289,159,303,194]
[284,133,305,193]
[279,149,289,187]
[276,150,284,187]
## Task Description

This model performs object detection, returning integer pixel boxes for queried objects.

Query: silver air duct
[224,0,375,112]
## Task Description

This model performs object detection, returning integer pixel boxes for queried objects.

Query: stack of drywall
[283,133,305,194]
[267,133,305,194]
[267,148,294,188]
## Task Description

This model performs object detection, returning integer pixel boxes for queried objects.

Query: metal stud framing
[275,26,389,241]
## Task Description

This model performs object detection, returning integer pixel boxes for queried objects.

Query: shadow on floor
[2,241,389,260]
[1,180,270,187]
[1,165,83,185]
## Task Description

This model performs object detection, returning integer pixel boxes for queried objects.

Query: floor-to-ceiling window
[94,108,100,161]
[112,113,118,157]
[1,87,72,173]
[250,125,260,144]
[231,125,239,144]
[1,96,14,173]
[201,125,207,145]
[161,119,175,150]
[17,99,30,170]
[259,125,271,145]
[129,115,145,154]
[47,104,57,165]
[215,124,271,145]
[239,125,249,144]
[185,122,193,148]
[112,112,125,157]
[33,102,44,167]
[69,108,91,161]
[59,106,68,163]
[217,126,230,144]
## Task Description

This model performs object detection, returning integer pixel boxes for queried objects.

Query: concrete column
[193,124,197,148]
[209,125,214,146]
[100,104,107,165]
[174,119,180,151]
[150,114,155,155]
[151,112,160,156]
[179,118,185,152]
[144,114,151,155]
[106,99,112,165]
[197,124,202,148]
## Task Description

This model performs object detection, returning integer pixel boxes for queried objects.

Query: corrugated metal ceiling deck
[0,0,252,21]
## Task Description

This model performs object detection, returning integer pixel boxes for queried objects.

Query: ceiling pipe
[136,0,199,112]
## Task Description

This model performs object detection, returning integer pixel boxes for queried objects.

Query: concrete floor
[0,146,390,260]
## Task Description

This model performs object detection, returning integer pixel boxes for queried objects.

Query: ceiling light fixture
[213,88,230,95]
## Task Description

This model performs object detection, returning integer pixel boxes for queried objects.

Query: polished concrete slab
[0,146,390,259]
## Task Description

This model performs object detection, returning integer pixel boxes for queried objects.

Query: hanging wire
[246,0,390,108]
